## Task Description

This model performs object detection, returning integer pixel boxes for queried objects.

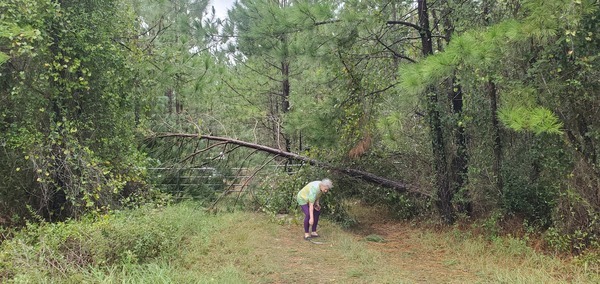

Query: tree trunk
[417,0,433,57]
[440,1,470,215]
[166,89,174,114]
[449,77,470,214]
[281,60,291,152]
[488,80,503,193]
[418,0,454,223]
[45,0,73,220]
[430,93,452,223]
[150,133,428,197]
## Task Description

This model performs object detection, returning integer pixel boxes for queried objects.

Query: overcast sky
[210,0,236,20]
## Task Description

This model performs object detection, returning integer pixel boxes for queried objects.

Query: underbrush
[0,203,217,282]
[464,211,600,274]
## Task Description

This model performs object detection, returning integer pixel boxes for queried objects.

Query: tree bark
[281,59,291,152]
[386,0,453,221]
[418,0,454,223]
[418,0,433,57]
[441,1,470,215]
[488,80,503,193]
[449,77,470,214]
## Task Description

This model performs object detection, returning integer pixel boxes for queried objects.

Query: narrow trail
[347,218,478,283]
[206,206,594,283]
[234,209,483,284]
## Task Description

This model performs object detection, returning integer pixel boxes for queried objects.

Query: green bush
[544,187,600,255]
[0,203,211,282]
[251,165,357,227]
[501,166,557,227]
[252,171,301,214]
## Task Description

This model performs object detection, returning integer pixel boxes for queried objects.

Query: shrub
[546,188,600,255]
[501,168,557,227]
[0,203,210,281]
[251,165,357,227]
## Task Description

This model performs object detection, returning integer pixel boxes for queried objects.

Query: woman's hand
[309,217,314,225]
[315,203,321,211]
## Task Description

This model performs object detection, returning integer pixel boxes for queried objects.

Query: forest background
[1,0,599,277]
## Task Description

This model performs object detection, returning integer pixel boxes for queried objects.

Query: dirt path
[348,219,478,283]
[237,210,483,284]
[199,204,594,283]
[206,205,597,283]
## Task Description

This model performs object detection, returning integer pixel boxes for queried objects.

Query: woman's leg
[311,208,321,233]
[300,204,310,233]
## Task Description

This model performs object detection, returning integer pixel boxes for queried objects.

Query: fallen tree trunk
[149,133,428,197]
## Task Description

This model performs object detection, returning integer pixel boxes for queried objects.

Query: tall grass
[416,229,599,283]
[1,201,598,283]
[0,203,229,283]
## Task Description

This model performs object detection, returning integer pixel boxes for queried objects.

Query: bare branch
[386,20,423,32]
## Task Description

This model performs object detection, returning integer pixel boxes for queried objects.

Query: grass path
[190,205,596,284]
[248,217,480,283]
[2,203,596,283]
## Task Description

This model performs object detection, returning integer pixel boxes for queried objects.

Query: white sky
[210,0,236,20]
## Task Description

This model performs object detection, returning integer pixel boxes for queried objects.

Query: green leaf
[0,52,9,65]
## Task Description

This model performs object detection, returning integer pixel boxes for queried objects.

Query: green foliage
[364,234,386,243]
[499,135,570,227]
[495,85,564,135]
[0,0,154,221]
[501,174,556,226]
[3,0,600,264]
[253,169,304,215]
[225,0,333,58]
[284,79,341,148]
[219,0,346,154]
[0,2,44,64]
[498,106,564,135]
[131,0,216,131]
[546,226,599,255]
[546,187,600,256]
[0,203,212,281]
[477,211,504,239]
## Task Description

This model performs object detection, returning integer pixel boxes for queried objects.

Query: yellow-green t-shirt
[296,181,322,205]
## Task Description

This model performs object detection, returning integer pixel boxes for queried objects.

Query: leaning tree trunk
[149,133,429,198]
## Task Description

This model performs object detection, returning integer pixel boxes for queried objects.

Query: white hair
[321,178,333,189]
